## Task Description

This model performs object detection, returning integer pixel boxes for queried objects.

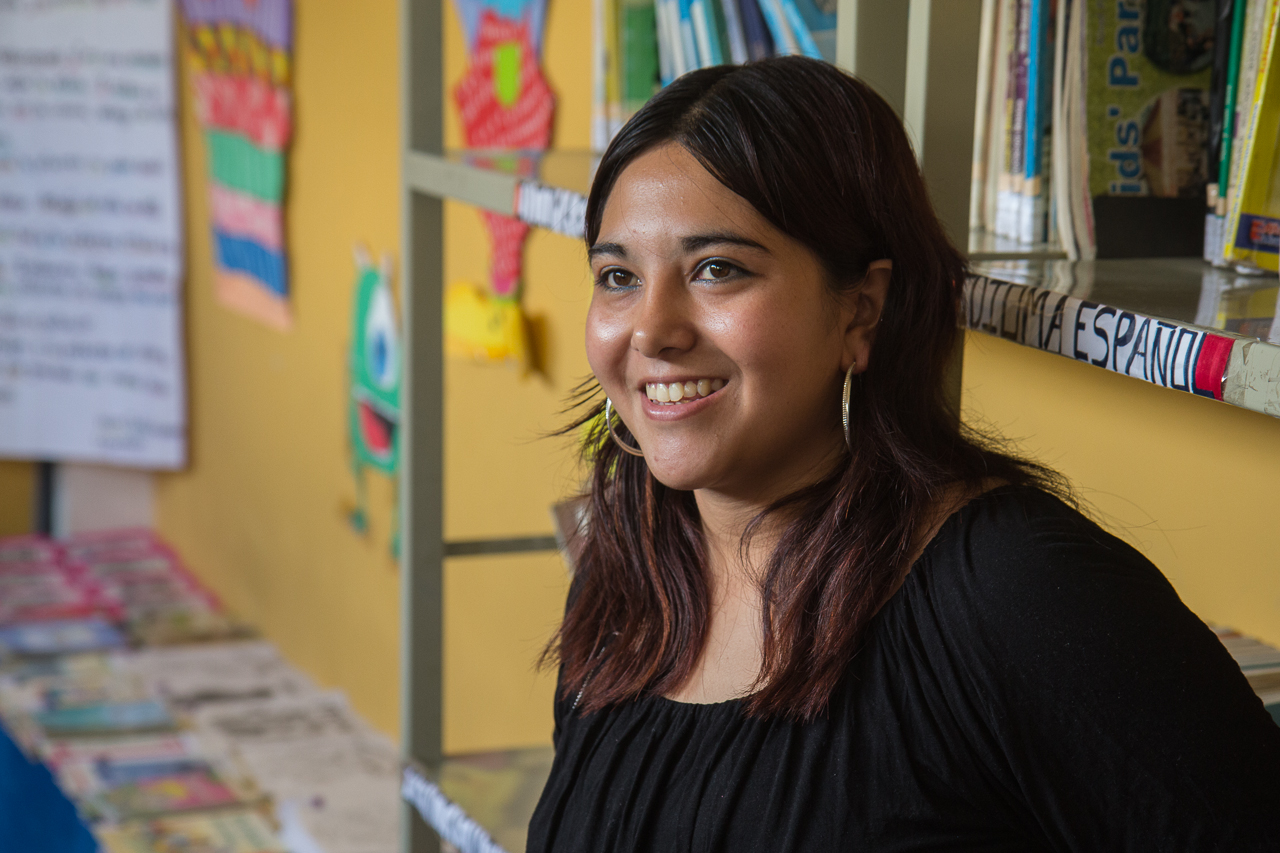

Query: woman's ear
[841,260,891,372]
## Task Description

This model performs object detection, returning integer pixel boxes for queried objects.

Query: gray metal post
[400,0,444,848]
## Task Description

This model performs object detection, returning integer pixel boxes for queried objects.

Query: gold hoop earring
[842,361,856,453]
[605,398,644,457]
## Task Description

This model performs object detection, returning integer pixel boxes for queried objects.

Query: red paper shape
[453,11,554,149]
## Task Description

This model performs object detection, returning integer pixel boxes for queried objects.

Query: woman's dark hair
[547,56,1057,721]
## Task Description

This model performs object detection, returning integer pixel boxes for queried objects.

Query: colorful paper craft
[449,7,554,370]
[346,250,402,556]
[182,0,295,331]
[445,282,533,366]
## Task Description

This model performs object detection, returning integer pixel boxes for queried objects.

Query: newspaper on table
[191,691,402,853]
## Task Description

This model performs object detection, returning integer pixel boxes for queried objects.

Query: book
[86,768,241,822]
[1080,0,1214,257]
[97,809,287,853]
[791,0,835,62]
[971,0,999,233]
[0,534,61,564]
[981,0,1015,235]
[1020,0,1052,243]
[1204,0,1242,262]
[34,699,174,736]
[996,0,1028,239]
[756,0,798,56]
[678,0,703,68]
[1224,0,1280,270]
[1050,0,1076,255]
[778,0,823,59]
[1219,0,1277,259]
[621,0,661,117]
[0,617,125,657]
[691,0,724,65]
[719,0,749,64]
[737,0,773,61]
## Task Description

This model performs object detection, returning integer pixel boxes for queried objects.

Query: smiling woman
[530,58,1280,852]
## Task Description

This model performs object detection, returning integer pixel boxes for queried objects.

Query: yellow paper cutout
[445,281,531,368]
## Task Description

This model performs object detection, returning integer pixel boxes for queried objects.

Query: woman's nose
[630,277,696,358]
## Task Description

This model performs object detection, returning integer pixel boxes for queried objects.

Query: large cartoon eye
[365,285,399,390]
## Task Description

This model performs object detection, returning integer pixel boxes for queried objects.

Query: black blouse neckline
[647,484,1016,712]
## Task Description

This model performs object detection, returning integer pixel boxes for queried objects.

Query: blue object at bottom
[0,724,97,853]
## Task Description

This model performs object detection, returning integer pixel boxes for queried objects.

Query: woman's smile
[643,378,726,404]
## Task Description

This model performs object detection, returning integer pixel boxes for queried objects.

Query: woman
[528,57,1280,851]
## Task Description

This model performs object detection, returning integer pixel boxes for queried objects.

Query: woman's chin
[641,449,723,494]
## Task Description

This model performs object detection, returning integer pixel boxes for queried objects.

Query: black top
[527,486,1280,852]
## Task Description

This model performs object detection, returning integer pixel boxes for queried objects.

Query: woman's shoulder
[921,482,1165,601]
[901,483,1205,669]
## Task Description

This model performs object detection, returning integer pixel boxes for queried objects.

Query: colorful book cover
[1220,0,1275,235]
[0,618,125,657]
[1085,0,1214,257]
[621,0,660,113]
[0,534,61,564]
[63,528,164,563]
[88,769,241,822]
[736,0,773,61]
[1020,0,1052,244]
[1225,2,1280,270]
[718,0,749,64]
[98,809,287,853]
[791,0,835,62]
[691,0,724,65]
[35,699,174,736]
[181,0,294,331]
[777,0,822,59]
[756,0,797,56]
[677,0,702,67]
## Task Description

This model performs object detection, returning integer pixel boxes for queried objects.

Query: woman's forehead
[596,145,777,252]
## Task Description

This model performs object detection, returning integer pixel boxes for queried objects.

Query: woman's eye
[597,269,636,289]
[697,261,738,281]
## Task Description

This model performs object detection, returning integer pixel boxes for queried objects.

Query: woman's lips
[637,380,727,421]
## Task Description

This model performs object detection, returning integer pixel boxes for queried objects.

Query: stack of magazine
[0,530,402,853]
[591,0,835,149]
[972,0,1223,259]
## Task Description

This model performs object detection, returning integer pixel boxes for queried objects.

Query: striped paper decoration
[182,0,294,330]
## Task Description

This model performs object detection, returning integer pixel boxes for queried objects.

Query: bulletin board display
[0,0,186,469]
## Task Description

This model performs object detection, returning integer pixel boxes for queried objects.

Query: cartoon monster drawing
[347,249,401,555]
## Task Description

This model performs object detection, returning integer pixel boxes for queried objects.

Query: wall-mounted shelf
[967,259,1280,419]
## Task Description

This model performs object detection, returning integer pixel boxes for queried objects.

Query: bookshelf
[397,2,1280,852]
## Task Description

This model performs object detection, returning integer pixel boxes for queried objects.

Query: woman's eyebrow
[587,241,627,261]
[681,232,769,253]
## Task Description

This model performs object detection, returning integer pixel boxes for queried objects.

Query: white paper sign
[0,0,185,467]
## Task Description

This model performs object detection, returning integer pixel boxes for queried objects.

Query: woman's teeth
[645,378,725,403]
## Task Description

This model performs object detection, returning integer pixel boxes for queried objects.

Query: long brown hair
[548,57,1056,721]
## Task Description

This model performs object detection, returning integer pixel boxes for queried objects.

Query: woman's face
[586,143,878,504]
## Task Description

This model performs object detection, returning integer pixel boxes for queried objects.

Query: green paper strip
[206,130,285,202]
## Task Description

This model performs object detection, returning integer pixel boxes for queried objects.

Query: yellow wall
[0,461,33,536]
[963,332,1280,648]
